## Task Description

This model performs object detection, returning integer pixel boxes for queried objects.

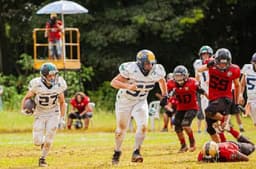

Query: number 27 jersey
[208,64,240,101]
[29,76,67,116]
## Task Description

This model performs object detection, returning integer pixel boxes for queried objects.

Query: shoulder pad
[28,77,41,92]
[119,62,135,78]
[57,76,67,92]
[193,59,202,69]
[153,64,166,78]
[241,64,252,74]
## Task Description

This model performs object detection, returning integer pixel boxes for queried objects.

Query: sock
[187,131,195,146]
[219,132,226,142]
[239,124,243,129]
[115,129,126,151]
[178,134,186,145]
[41,142,51,159]
[134,132,145,150]
[221,116,225,123]
[229,127,240,139]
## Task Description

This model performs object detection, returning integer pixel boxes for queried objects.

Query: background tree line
[0,0,256,110]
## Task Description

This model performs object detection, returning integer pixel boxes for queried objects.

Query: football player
[110,49,168,165]
[197,48,244,143]
[193,45,213,133]
[167,65,207,152]
[240,52,256,126]
[21,62,67,167]
[198,140,255,162]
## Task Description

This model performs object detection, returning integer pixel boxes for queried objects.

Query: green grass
[1,110,256,168]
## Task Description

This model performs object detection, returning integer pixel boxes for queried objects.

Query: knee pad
[34,135,44,146]
[137,124,147,134]
[115,128,125,138]
[206,125,216,135]
[43,141,52,151]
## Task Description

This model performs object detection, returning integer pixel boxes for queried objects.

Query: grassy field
[1,110,256,169]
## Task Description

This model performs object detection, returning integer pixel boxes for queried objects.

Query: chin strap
[137,63,149,76]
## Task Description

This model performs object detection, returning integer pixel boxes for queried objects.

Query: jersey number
[176,94,192,104]
[209,75,229,91]
[247,77,256,90]
[126,84,155,97]
[39,94,58,106]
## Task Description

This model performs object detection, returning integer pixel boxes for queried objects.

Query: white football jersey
[241,64,256,102]
[193,59,209,93]
[117,62,166,100]
[29,76,67,116]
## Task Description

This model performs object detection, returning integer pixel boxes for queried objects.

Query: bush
[88,81,116,111]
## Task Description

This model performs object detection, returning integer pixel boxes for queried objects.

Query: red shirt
[198,142,240,162]
[70,96,90,113]
[45,20,62,42]
[167,78,199,111]
[208,64,240,101]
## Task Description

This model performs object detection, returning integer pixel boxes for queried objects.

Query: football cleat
[178,144,188,153]
[237,135,254,145]
[161,128,168,132]
[112,150,121,165]
[239,127,245,132]
[39,157,48,167]
[131,149,143,163]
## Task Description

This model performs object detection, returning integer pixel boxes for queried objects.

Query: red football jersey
[70,96,90,113]
[208,64,240,101]
[167,78,199,111]
[198,142,240,162]
[218,142,240,162]
[45,20,62,42]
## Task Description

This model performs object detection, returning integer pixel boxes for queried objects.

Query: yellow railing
[32,27,81,70]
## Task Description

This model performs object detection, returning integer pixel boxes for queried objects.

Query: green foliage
[16,53,34,73]
[88,81,116,111]
[59,66,94,97]
[0,74,23,110]
[179,9,204,25]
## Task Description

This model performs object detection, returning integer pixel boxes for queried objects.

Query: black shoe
[240,128,245,132]
[39,157,48,167]
[237,135,254,145]
[178,144,188,153]
[112,150,121,165]
[131,149,143,163]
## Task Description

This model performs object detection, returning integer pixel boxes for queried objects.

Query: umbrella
[36,0,88,58]
[37,0,88,15]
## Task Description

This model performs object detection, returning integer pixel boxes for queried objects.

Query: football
[23,99,35,115]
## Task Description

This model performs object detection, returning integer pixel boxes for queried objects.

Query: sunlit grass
[0,110,256,168]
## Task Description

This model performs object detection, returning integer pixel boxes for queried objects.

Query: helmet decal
[199,45,213,57]
[136,49,156,75]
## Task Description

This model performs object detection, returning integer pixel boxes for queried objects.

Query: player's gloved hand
[206,60,216,68]
[21,109,33,116]
[160,95,168,107]
[235,104,246,114]
[58,116,66,129]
